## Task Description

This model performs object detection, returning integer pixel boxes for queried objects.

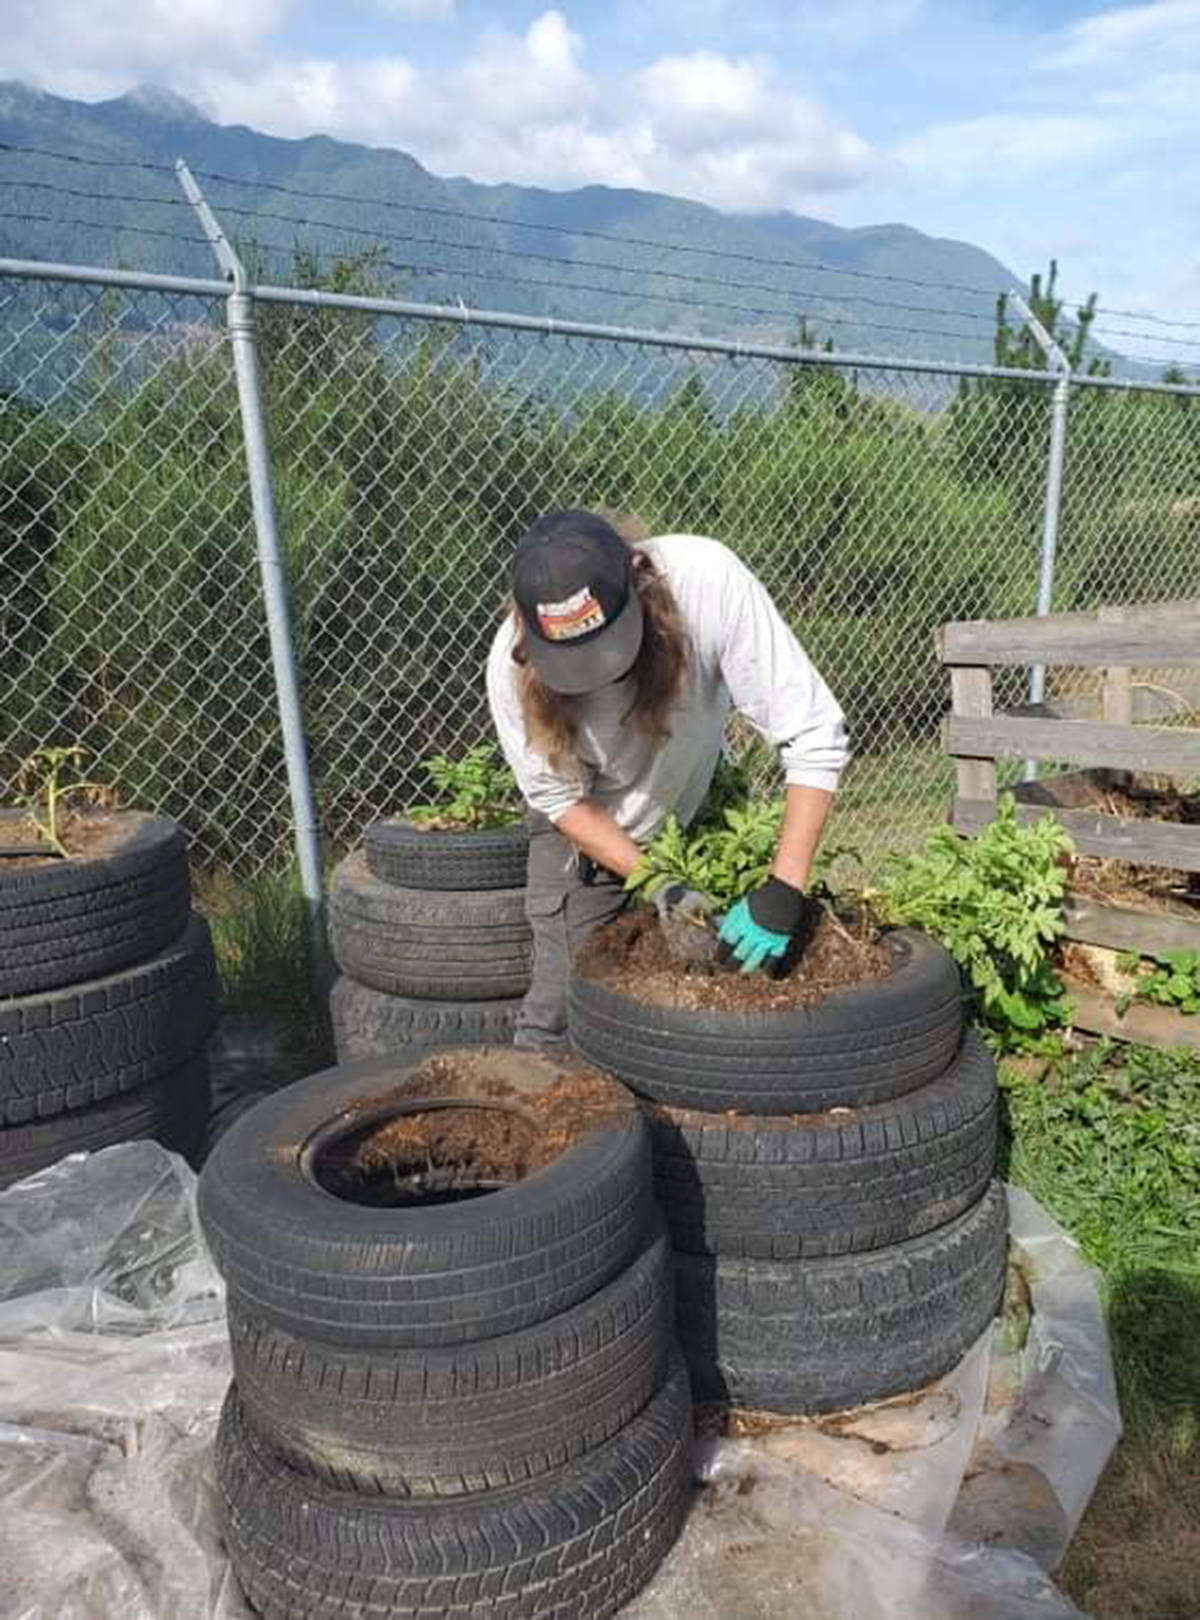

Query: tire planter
[365,818,529,893]
[0,1057,211,1190]
[649,1030,998,1261]
[0,809,191,998]
[330,975,520,1063]
[0,914,217,1126]
[567,926,963,1112]
[330,852,531,1002]
[198,1048,651,1348]
[675,1180,1008,1414]
[217,1353,692,1620]
[228,1216,672,1497]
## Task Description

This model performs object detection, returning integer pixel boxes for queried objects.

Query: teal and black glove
[717,876,813,975]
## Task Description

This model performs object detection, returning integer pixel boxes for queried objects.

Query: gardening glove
[717,876,813,976]
[653,884,719,965]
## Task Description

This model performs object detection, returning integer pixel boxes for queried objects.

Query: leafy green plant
[15,745,109,856]
[627,795,867,925]
[408,743,522,831]
[1116,947,1200,1014]
[880,794,1073,1048]
[688,754,756,834]
[626,800,784,910]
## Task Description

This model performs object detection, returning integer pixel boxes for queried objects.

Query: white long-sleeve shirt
[486,533,849,843]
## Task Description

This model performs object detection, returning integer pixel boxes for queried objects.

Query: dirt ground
[0,808,135,867]
[576,907,891,1012]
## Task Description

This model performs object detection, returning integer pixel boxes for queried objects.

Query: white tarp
[0,1144,1118,1620]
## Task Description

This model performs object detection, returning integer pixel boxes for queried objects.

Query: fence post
[174,162,325,943]
[1010,292,1071,701]
[1010,293,1071,779]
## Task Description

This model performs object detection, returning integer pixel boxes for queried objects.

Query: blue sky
[7,0,1200,359]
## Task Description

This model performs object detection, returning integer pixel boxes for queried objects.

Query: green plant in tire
[16,745,109,857]
[627,798,871,941]
[880,793,1073,1051]
[626,800,784,914]
[409,743,522,831]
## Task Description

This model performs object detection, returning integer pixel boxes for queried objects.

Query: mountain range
[0,80,1123,372]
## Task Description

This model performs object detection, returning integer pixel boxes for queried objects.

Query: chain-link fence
[2,258,1199,885]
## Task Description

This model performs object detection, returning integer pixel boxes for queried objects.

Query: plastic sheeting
[0,1144,1119,1620]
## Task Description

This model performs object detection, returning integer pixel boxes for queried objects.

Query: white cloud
[4,0,290,100]
[635,50,879,196]
[895,112,1118,186]
[197,57,419,144]
[1044,0,1200,71]
[458,11,594,131]
[96,13,877,214]
[3,3,882,214]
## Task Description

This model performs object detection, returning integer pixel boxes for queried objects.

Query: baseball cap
[511,511,645,695]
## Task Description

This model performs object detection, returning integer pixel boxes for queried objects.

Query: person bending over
[486,509,849,1052]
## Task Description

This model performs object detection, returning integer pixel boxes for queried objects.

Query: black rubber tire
[329,975,520,1063]
[365,819,529,892]
[198,1048,651,1349]
[0,810,191,998]
[330,852,531,1001]
[567,927,963,1112]
[217,1353,692,1620]
[650,1030,997,1261]
[228,1216,672,1498]
[0,1057,211,1190]
[0,914,217,1126]
[676,1180,1008,1414]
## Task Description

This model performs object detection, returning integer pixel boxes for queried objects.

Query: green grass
[1000,1042,1200,1617]
[195,864,328,1066]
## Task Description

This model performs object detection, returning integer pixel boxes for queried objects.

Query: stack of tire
[0,809,216,1190]
[198,1046,693,1620]
[568,926,1009,1413]
[329,818,532,1061]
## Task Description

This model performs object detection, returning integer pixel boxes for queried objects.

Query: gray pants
[514,815,629,1051]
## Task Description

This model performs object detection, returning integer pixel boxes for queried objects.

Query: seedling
[16,746,110,857]
[409,744,522,831]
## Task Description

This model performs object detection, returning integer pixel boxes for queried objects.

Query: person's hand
[653,884,718,964]
[653,883,710,926]
[717,876,813,975]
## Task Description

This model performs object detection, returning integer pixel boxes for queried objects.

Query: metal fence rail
[2,249,1199,893]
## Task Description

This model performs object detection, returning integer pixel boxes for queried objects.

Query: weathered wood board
[944,714,1200,777]
[1066,981,1200,1053]
[939,606,1200,669]
[952,796,1200,873]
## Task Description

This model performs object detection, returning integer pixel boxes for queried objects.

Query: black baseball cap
[511,511,645,695]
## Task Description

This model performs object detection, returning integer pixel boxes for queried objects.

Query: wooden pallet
[939,600,1200,1051]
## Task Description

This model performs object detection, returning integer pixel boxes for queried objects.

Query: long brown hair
[511,543,689,773]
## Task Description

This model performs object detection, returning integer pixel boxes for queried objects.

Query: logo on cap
[536,586,608,642]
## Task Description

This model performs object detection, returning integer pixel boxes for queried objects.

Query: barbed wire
[0,171,1003,334]
[8,137,1200,336]
[0,208,211,251]
[5,145,1195,362]
[0,210,1001,348]
[0,138,1015,309]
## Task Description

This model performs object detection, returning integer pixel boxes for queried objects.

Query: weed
[1117,947,1200,1015]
